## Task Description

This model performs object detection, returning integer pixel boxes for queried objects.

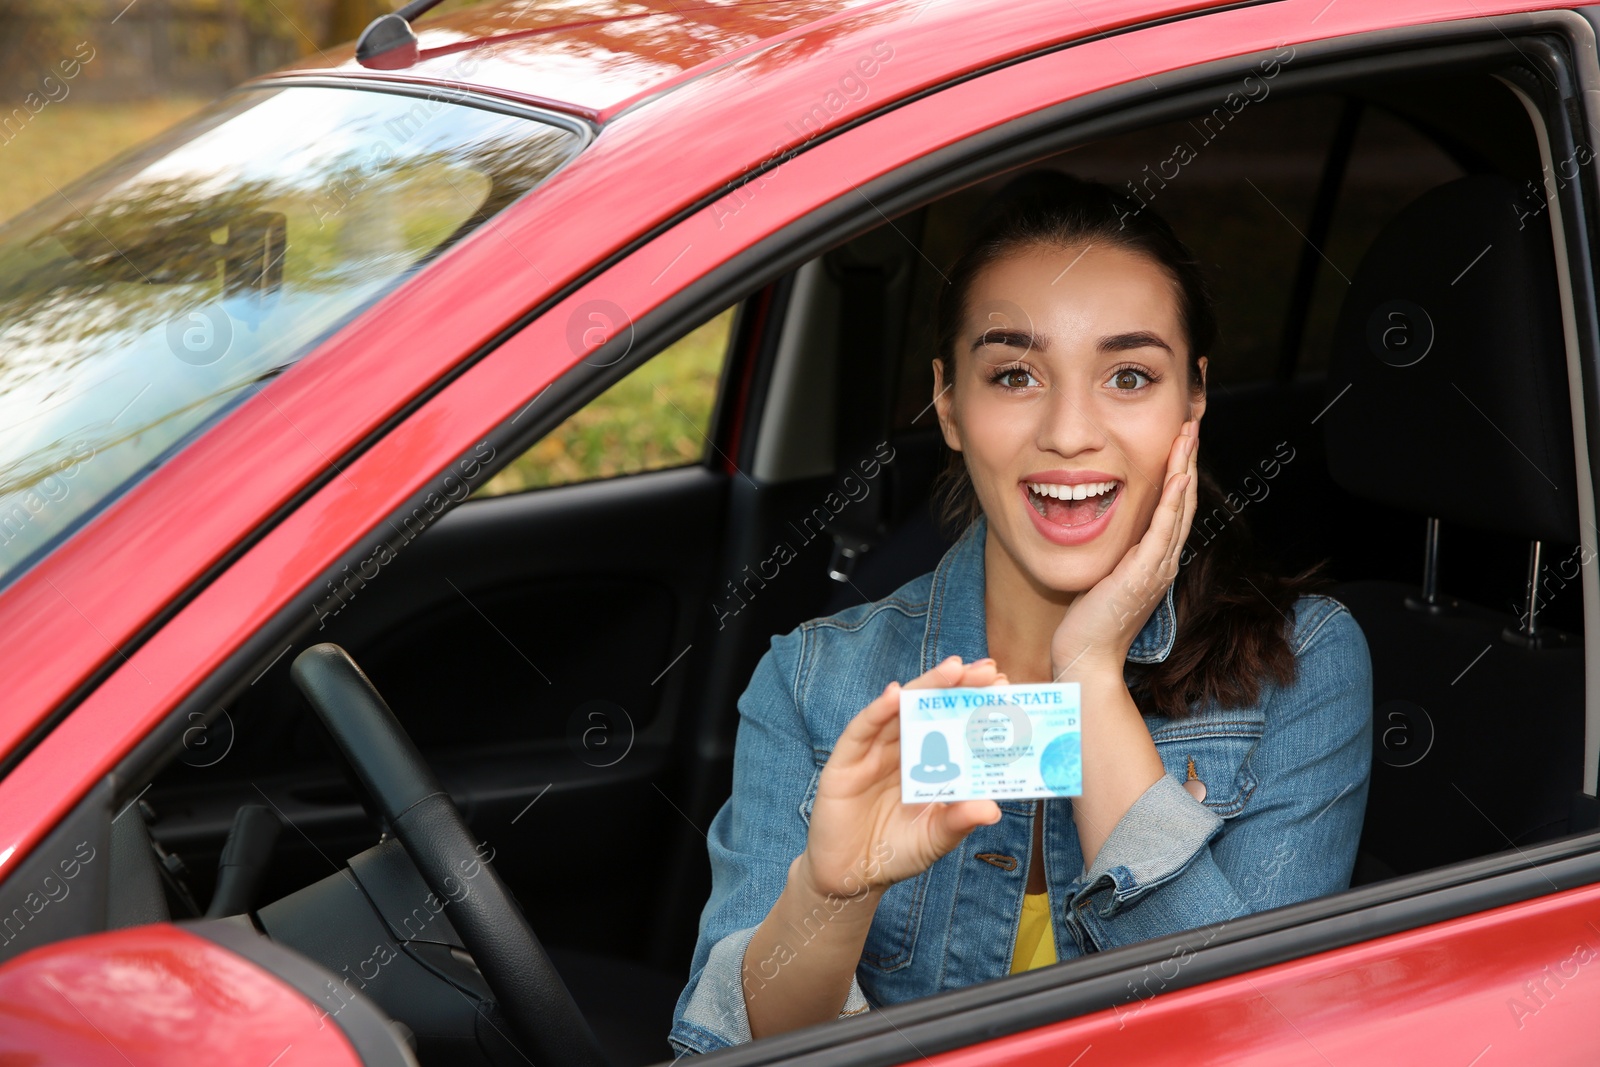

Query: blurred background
[0,0,481,223]
[0,0,730,492]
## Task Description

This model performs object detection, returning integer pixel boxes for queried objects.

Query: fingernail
[975,657,995,666]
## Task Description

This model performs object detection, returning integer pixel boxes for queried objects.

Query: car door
[6,1,1600,1065]
[138,305,748,953]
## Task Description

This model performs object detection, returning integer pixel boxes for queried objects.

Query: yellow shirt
[1010,891,1058,973]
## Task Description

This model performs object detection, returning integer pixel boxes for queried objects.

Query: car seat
[1321,173,1589,881]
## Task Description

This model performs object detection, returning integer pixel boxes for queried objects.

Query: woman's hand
[1049,420,1198,680]
[746,660,1003,1039]
[794,656,1007,900]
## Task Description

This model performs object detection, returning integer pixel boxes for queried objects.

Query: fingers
[1167,421,1200,574]
[831,679,904,763]
[1149,424,1192,541]
[1163,418,1191,479]
[961,659,1003,687]
[1120,423,1191,587]
[927,799,1002,851]
[1160,421,1198,575]
[905,654,969,689]
[905,655,1000,689]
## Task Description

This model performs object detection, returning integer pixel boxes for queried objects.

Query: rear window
[0,83,583,587]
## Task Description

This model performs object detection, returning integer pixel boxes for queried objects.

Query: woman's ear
[931,359,962,452]
[1189,356,1209,423]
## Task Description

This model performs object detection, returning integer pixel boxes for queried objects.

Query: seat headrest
[1324,173,1579,544]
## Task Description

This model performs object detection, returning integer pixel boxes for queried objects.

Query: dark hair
[930,171,1318,719]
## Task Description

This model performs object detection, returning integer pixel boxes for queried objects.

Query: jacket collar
[921,513,1177,674]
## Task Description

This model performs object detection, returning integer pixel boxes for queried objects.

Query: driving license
[899,683,1081,802]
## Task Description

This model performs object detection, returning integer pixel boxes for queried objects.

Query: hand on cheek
[1048,419,1198,680]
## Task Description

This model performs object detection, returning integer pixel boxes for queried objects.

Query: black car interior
[13,56,1596,1067]
[1323,171,1588,878]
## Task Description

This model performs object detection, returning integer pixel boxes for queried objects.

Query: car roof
[263,0,903,123]
[259,0,1251,124]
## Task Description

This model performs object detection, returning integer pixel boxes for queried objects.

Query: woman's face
[933,241,1206,595]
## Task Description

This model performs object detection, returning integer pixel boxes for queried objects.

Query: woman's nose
[1034,379,1107,457]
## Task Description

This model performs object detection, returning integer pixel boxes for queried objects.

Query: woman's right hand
[794,655,1007,900]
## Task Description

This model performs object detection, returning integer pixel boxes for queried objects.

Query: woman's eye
[1107,367,1152,390]
[993,366,1040,389]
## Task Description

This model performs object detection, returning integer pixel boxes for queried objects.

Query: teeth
[1027,480,1116,500]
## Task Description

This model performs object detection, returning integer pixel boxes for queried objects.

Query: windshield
[0,84,582,588]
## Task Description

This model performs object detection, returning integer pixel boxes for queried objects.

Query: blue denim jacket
[669,514,1372,1056]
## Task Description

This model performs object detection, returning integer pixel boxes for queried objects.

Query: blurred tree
[324,0,389,47]
[235,0,332,54]
[0,0,404,96]
[0,0,93,93]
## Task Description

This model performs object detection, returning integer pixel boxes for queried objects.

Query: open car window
[474,305,737,496]
[0,84,582,590]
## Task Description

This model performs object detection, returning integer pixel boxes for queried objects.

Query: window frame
[683,30,1600,1066]
[469,300,745,497]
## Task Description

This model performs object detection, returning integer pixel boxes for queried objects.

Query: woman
[668,173,1372,1055]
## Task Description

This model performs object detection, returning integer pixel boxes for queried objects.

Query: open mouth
[1025,479,1121,528]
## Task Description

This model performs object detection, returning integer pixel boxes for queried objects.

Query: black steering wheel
[291,642,607,1067]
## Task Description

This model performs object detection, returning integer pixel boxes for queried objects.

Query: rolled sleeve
[1079,773,1224,893]
[670,927,761,1055]
[669,927,870,1057]
[1065,600,1373,953]
[1068,775,1244,949]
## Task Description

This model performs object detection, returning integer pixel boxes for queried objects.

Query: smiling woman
[929,174,1320,720]
[670,173,1374,1055]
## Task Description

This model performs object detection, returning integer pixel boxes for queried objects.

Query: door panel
[146,466,726,960]
[925,882,1600,1067]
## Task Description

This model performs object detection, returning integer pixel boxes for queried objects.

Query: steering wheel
[291,642,608,1067]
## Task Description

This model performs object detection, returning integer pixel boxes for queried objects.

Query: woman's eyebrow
[971,327,1042,352]
[1099,330,1173,354]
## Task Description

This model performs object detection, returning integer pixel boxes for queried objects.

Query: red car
[2,0,1599,1062]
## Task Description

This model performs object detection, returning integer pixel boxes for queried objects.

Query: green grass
[0,98,208,225]
[475,308,737,496]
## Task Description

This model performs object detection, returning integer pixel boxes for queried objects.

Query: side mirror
[0,919,416,1062]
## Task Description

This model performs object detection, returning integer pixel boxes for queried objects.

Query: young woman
[668,173,1373,1056]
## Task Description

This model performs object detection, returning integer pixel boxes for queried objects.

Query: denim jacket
[669,514,1373,1056]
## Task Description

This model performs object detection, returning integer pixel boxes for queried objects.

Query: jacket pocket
[799,751,925,974]
[859,868,927,973]
[1149,721,1263,819]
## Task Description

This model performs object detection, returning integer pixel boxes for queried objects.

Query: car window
[473,305,737,495]
[0,84,583,589]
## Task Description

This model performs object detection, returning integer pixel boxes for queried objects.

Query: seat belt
[827,263,893,583]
